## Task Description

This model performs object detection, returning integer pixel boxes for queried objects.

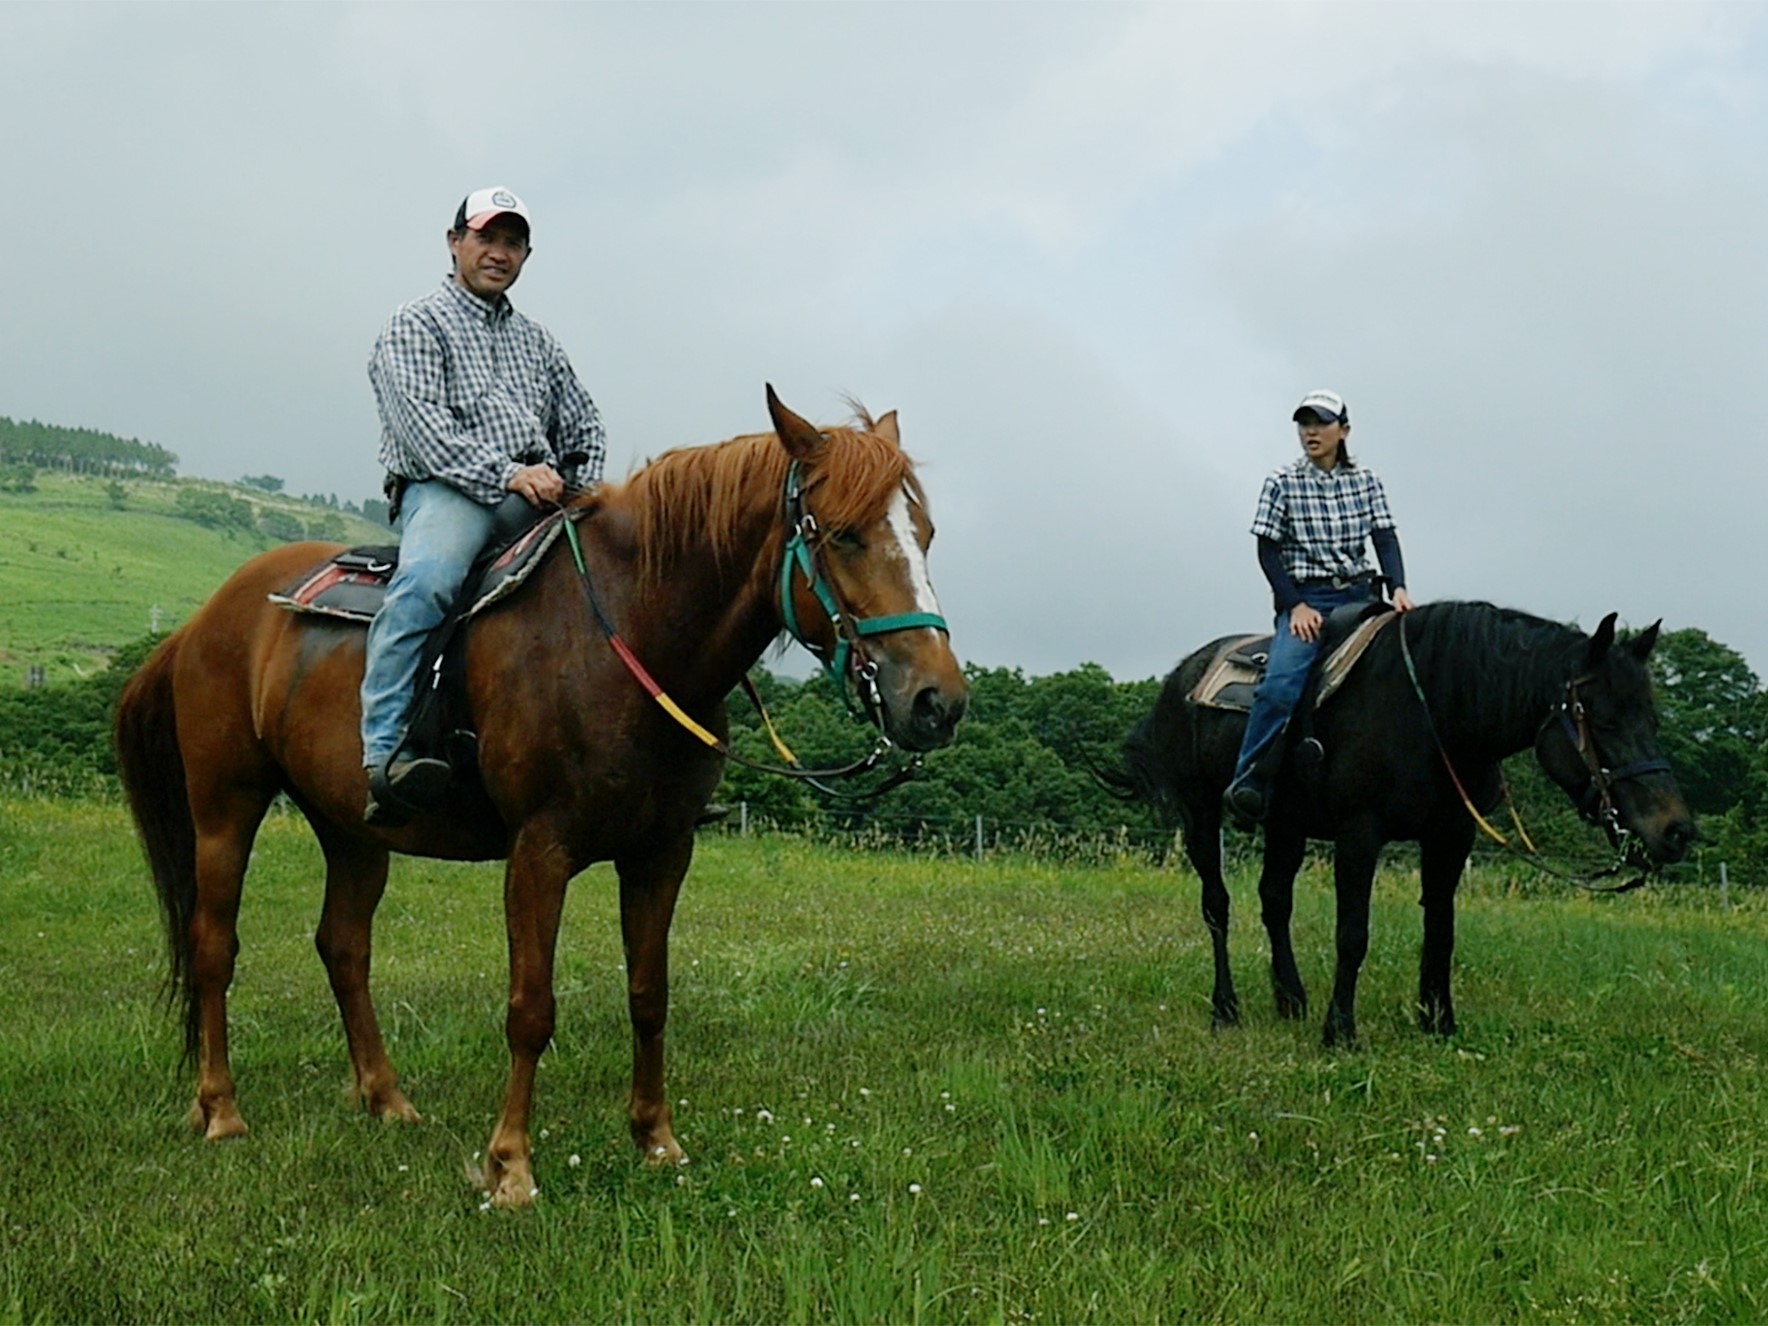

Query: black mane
[1398,601,1587,742]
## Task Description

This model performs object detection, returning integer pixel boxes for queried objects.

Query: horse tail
[1090,714,1188,833]
[114,631,200,1062]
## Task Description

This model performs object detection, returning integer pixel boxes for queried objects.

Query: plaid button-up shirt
[369,279,606,507]
[1250,457,1396,583]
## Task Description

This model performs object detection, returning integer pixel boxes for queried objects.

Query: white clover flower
[902,1147,913,1157]
[568,1154,582,1168]
[1038,1217,1050,1226]
[1468,1127,1483,1138]
[1065,1212,1079,1222]
[756,1108,774,1124]
[810,1176,824,1189]
[850,1192,860,1203]
[909,1183,923,1196]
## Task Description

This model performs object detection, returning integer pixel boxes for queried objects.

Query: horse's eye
[828,529,866,553]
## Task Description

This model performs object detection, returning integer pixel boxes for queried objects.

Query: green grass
[2,799,1766,1323]
[0,473,384,683]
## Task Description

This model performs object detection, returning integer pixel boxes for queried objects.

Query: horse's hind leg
[312,830,419,1122]
[1323,824,1381,1048]
[1258,824,1309,1020]
[187,788,276,1140]
[1185,802,1240,1029]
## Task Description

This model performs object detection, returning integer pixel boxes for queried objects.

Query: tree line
[1,625,1761,874]
[0,416,177,478]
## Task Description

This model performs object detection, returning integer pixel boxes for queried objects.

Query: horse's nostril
[912,686,964,733]
[1653,818,1697,863]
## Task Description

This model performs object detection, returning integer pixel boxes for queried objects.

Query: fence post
[1720,861,1730,912]
[740,801,748,836]
[974,813,984,862]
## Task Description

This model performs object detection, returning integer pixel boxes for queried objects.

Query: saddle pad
[1189,611,1397,713]
[268,510,574,625]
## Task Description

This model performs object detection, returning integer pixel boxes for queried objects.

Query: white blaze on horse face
[883,489,942,622]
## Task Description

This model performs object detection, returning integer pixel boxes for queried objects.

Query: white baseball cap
[454,186,532,233]
[1292,389,1348,424]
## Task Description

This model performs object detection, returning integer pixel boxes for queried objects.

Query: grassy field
[2,799,1765,1323]
[0,473,385,683]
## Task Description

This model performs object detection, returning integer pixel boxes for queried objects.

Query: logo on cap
[491,190,517,208]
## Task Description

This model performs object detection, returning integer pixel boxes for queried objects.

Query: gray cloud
[3,2,1763,681]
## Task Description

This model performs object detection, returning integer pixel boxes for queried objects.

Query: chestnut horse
[114,387,967,1207]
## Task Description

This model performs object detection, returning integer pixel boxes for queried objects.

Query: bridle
[778,458,949,726]
[1542,672,1672,843]
[1399,615,1663,890]
[558,455,949,798]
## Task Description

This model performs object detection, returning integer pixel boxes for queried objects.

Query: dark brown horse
[1102,602,1695,1047]
[114,387,967,1207]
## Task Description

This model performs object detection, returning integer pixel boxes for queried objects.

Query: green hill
[0,471,388,685]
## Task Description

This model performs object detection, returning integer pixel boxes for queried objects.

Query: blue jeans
[359,480,498,769]
[1230,584,1373,789]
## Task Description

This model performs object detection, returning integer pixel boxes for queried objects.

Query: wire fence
[0,770,1738,898]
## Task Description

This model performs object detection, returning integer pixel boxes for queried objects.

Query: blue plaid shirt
[1250,457,1397,583]
[369,279,606,507]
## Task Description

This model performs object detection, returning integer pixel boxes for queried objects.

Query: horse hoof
[1275,994,1309,1021]
[369,1090,422,1125]
[204,1109,249,1142]
[644,1139,689,1168]
[472,1154,537,1209]
[189,1097,248,1140]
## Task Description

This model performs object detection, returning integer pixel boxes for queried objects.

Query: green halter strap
[777,459,948,713]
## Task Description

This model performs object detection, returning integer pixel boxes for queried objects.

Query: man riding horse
[360,185,606,824]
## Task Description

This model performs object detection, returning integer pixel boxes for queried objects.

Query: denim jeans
[1230,584,1373,788]
[359,480,498,769]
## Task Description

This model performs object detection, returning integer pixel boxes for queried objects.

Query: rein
[1397,614,1654,894]
[557,464,941,800]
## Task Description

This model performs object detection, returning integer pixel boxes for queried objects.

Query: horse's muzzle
[1651,814,1698,865]
[897,682,966,751]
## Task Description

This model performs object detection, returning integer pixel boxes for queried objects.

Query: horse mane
[1399,600,1589,737]
[609,407,926,588]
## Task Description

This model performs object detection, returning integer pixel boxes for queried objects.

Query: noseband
[778,459,949,724]
[1543,673,1672,837]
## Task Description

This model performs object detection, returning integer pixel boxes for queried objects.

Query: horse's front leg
[1323,824,1381,1048]
[1417,825,1473,1037]
[616,835,693,1166]
[481,827,574,1208]
[1258,822,1309,1021]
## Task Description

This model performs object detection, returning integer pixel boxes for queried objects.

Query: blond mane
[608,411,926,587]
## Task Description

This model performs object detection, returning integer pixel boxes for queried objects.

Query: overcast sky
[4,2,1765,683]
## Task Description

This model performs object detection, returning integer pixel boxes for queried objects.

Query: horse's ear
[1585,612,1618,667]
[871,410,900,447]
[766,384,826,461]
[1626,619,1663,661]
